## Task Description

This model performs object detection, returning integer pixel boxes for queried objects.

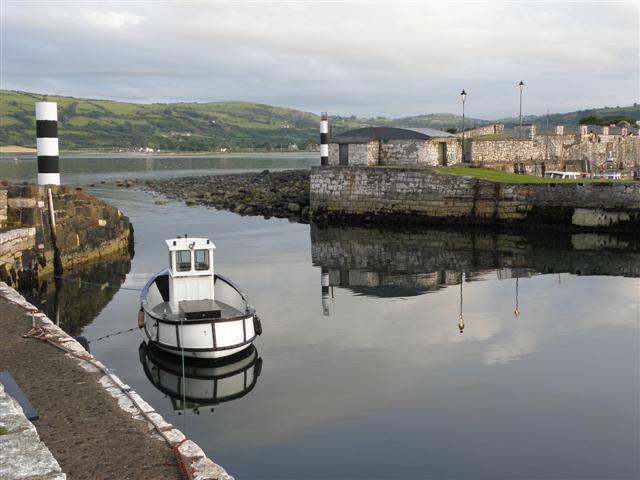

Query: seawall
[0,282,232,480]
[0,183,133,288]
[310,166,640,230]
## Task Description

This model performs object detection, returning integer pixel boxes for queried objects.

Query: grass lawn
[435,166,632,184]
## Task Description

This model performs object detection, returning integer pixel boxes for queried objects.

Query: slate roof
[330,126,454,143]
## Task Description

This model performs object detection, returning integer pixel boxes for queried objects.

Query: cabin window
[176,250,191,271]
[195,249,210,271]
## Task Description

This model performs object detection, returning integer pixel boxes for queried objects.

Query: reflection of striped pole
[321,267,330,316]
[320,112,328,166]
[36,102,60,185]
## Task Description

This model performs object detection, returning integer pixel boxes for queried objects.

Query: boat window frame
[175,250,192,272]
[194,249,210,271]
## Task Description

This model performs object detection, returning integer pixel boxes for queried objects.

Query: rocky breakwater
[0,182,133,289]
[139,169,311,222]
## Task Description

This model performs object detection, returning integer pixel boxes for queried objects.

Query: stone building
[328,127,460,167]
[327,123,639,175]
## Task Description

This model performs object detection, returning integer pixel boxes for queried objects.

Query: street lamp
[460,89,466,163]
[518,80,525,138]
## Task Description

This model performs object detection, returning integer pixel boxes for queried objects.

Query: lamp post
[460,89,466,163]
[518,80,525,138]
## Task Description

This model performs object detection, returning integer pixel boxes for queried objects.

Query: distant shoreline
[0,149,317,157]
[0,145,36,154]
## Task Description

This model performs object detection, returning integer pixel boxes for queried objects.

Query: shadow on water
[311,225,640,299]
[18,254,132,336]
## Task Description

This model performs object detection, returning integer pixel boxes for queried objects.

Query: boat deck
[151,299,244,322]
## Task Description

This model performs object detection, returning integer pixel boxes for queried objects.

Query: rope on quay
[20,321,192,480]
[0,258,143,292]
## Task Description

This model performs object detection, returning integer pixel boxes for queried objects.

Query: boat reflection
[138,341,262,413]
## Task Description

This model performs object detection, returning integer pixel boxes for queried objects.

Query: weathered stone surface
[0,184,133,289]
[0,383,65,480]
[310,166,640,230]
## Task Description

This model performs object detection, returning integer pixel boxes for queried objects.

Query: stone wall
[471,134,639,172]
[329,138,462,167]
[0,183,133,288]
[456,124,505,138]
[348,143,370,166]
[310,165,640,230]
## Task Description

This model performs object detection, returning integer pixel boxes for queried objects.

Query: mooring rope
[87,326,139,344]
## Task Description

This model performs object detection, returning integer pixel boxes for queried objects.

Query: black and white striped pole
[321,266,330,316]
[36,102,60,185]
[320,112,328,166]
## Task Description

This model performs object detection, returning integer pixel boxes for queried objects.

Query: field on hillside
[2,90,638,151]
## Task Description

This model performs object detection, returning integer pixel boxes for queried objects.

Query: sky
[1,1,638,119]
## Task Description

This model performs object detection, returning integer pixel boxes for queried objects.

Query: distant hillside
[1,90,638,151]
[497,105,640,127]
[0,90,486,151]
[0,90,324,151]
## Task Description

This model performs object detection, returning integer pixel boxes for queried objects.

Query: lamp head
[460,89,466,101]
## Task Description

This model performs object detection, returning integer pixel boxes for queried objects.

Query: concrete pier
[0,282,232,480]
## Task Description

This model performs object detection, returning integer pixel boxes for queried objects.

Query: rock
[140,170,311,224]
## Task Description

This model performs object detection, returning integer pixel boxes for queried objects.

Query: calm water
[2,154,639,479]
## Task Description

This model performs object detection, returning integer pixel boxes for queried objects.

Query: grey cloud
[1,2,637,118]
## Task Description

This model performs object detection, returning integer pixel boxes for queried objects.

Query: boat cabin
[166,237,216,313]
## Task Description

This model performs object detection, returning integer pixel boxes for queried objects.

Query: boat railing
[214,273,254,314]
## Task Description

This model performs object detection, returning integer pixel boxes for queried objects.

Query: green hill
[1,90,638,151]
[497,105,640,127]
[0,90,486,151]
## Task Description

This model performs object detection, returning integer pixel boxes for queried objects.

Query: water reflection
[311,225,639,336]
[138,342,262,414]
[18,254,131,336]
[312,225,639,301]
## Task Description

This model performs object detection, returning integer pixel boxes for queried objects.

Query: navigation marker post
[35,102,60,186]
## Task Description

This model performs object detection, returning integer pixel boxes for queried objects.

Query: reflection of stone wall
[19,255,131,336]
[0,183,133,288]
[310,166,640,229]
[311,225,640,285]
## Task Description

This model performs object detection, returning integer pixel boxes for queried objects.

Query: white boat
[139,236,261,359]
[543,170,581,179]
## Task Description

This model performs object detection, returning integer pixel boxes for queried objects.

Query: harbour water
[2,154,639,479]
